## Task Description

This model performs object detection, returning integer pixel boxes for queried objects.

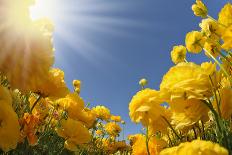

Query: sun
[29,0,57,21]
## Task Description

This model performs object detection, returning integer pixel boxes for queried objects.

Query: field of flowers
[0,0,232,154]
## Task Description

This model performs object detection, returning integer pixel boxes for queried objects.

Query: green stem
[209,76,222,118]
[193,127,197,139]
[161,116,182,140]
[207,15,227,28]
[145,127,151,155]
[219,51,232,66]
[204,48,231,82]
[30,95,42,113]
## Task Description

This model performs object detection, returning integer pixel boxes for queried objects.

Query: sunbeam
[30,0,149,70]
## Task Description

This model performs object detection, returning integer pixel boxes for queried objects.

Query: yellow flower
[200,61,217,75]
[72,80,81,93]
[0,86,20,152]
[37,68,69,97]
[111,115,121,122]
[76,108,96,128]
[56,118,91,149]
[130,134,166,155]
[139,78,148,87]
[170,99,209,129]
[100,138,118,154]
[0,1,54,92]
[160,140,228,155]
[105,122,121,137]
[218,3,232,27]
[129,89,167,127]
[0,86,12,104]
[222,25,232,51]
[95,130,103,136]
[92,105,111,121]
[170,45,187,64]
[0,102,20,152]
[185,31,206,53]
[191,0,208,18]
[56,93,85,120]
[160,62,213,101]
[204,40,221,58]
[199,18,223,40]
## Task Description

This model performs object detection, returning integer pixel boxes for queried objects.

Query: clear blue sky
[51,0,229,138]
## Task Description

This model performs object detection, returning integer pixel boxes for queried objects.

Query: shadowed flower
[160,140,228,155]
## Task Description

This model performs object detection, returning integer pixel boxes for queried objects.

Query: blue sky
[50,0,229,138]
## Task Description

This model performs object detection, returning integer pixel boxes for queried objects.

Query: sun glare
[29,0,57,21]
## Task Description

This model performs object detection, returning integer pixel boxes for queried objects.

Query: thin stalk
[207,15,227,28]
[192,127,197,139]
[201,120,205,140]
[145,127,151,155]
[219,51,232,66]
[161,116,182,140]
[209,76,222,118]
[30,95,42,113]
[204,48,232,82]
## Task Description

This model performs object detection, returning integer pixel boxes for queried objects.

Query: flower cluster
[129,1,232,154]
[0,1,128,154]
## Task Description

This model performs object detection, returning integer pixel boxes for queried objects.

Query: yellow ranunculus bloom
[92,105,111,121]
[170,98,209,130]
[0,1,54,92]
[129,89,167,127]
[105,122,121,137]
[37,68,69,98]
[191,0,208,18]
[56,93,85,120]
[160,62,213,101]
[56,118,91,147]
[170,45,187,64]
[76,108,96,128]
[0,101,20,152]
[0,86,20,152]
[160,140,228,155]
[222,25,232,51]
[72,80,81,93]
[200,18,223,41]
[218,3,232,27]
[185,31,206,53]
[111,115,121,122]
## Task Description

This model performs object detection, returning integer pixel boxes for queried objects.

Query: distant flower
[139,78,148,88]
[170,45,187,64]
[192,0,208,18]
[111,115,121,122]
[92,105,111,121]
[185,31,206,53]
[105,122,121,137]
